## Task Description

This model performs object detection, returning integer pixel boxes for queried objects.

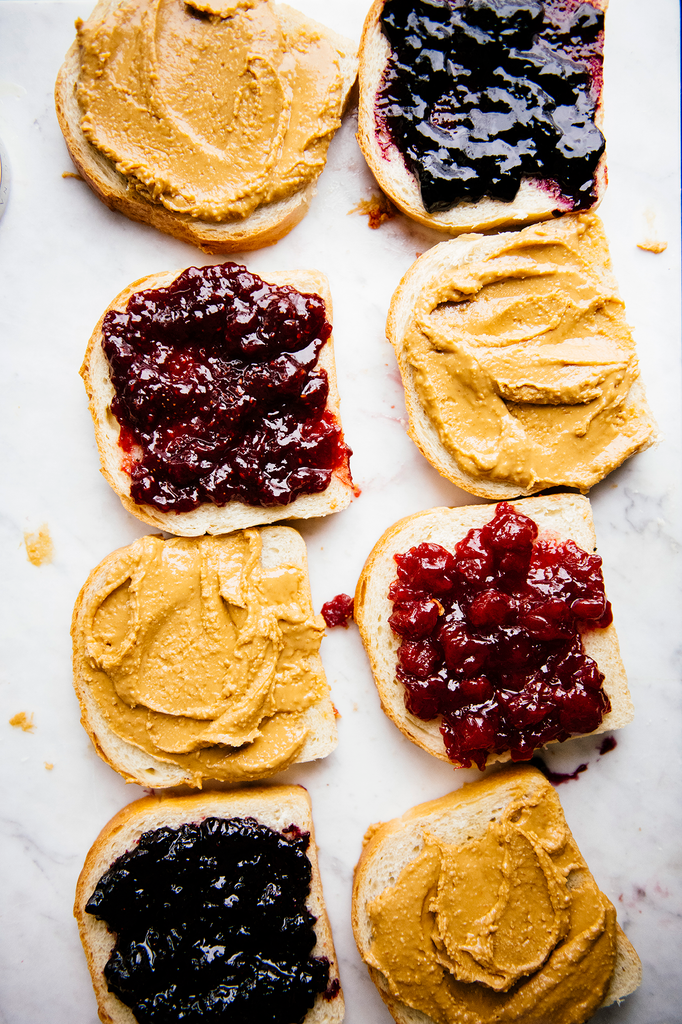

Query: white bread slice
[55,1,358,253]
[357,0,607,234]
[354,494,634,768]
[386,214,658,500]
[352,766,641,1024]
[75,786,344,1024]
[80,267,353,536]
[71,525,338,788]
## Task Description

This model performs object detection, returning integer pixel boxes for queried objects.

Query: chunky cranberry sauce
[321,593,355,629]
[377,0,605,212]
[388,502,612,770]
[102,263,351,513]
[85,817,332,1024]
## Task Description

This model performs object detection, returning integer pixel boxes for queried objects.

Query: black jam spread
[377,0,605,212]
[388,502,612,770]
[102,263,351,513]
[85,817,332,1024]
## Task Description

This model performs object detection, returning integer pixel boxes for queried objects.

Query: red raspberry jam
[388,502,613,770]
[321,593,354,628]
[101,263,351,513]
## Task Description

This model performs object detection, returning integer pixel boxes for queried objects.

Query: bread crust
[351,766,641,1024]
[80,267,353,536]
[71,526,338,787]
[75,786,344,1024]
[385,217,658,500]
[357,0,608,234]
[354,494,634,768]
[55,1,358,252]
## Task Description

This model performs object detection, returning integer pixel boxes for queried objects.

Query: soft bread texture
[386,217,658,500]
[80,267,353,536]
[352,766,641,1024]
[357,0,607,234]
[354,494,634,767]
[72,525,338,788]
[75,786,344,1024]
[55,1,358,252]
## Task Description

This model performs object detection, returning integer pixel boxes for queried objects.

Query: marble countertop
[0,2,680,1022]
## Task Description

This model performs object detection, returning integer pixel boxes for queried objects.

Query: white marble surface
[0,1,680,1021]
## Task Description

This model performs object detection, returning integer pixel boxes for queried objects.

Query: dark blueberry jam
[377,0,605,212]
[85,817,331,1024]
[102,263,351,513]
[388,502,612,770]
[321,593,355,628]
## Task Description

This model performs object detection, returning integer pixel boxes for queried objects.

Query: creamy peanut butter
[404,214,654,491]
[367,784,617,1024]
[78,531,328,783]
[76,0,352,221]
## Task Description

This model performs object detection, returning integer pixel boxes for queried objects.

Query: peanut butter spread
[76,531,328,783]
[404,214,654,491]
[76,0,353,221]
[366,782,617,1024]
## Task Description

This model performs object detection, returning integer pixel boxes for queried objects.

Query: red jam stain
[321,594,354,629]
[599,735,617,755]
[102,263,352,513]
[388,502,613,770]
[530,755,588,785]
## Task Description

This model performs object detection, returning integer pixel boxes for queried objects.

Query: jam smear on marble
[102,263,351,513]
[377,0,605,212]
[321,593,355,628]
[530,754,588,784]
[389,502,612,770]
[86,816,332,1024]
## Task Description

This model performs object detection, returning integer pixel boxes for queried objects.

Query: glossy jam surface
[377,0,605,212]
[389,502,612,769]
[102,264,350,513]
[321,593,355,629]
[86,817,331,1024]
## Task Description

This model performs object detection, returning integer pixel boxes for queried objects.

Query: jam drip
[388,502,612,770]
[102,263,351,513]
[86,817,330,1024]
[378,0,605,212]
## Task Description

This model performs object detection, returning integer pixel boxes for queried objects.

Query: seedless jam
[102,264,351,513]
[377,0,605,212]
[86,816,334,1024]
[388,503,612,769]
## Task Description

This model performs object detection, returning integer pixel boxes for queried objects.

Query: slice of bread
[72,525,338,788]
[354,494,634,768]
[76,786,344,1024]
[80,267,353,536]
[357,0,607,234]
[386,214,658,500]
[55,1,358,252]
[352,766,641,1024]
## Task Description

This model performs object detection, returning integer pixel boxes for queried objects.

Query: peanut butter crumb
[350,192,397,229]
[637,240,667,253]
[62,171,84,180]
[24,524,53,566]
[9,712,35,733]
[44,762,54,771]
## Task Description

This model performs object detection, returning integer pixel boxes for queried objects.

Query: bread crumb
[62,171,84,180]
[349,192,397,229]
[637,240,667,253]
[9,712,35,733]
[24,524,53,566]
[44,762,54,771]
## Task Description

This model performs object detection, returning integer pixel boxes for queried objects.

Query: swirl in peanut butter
[404,214,655,491]
[76,0,353,221]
